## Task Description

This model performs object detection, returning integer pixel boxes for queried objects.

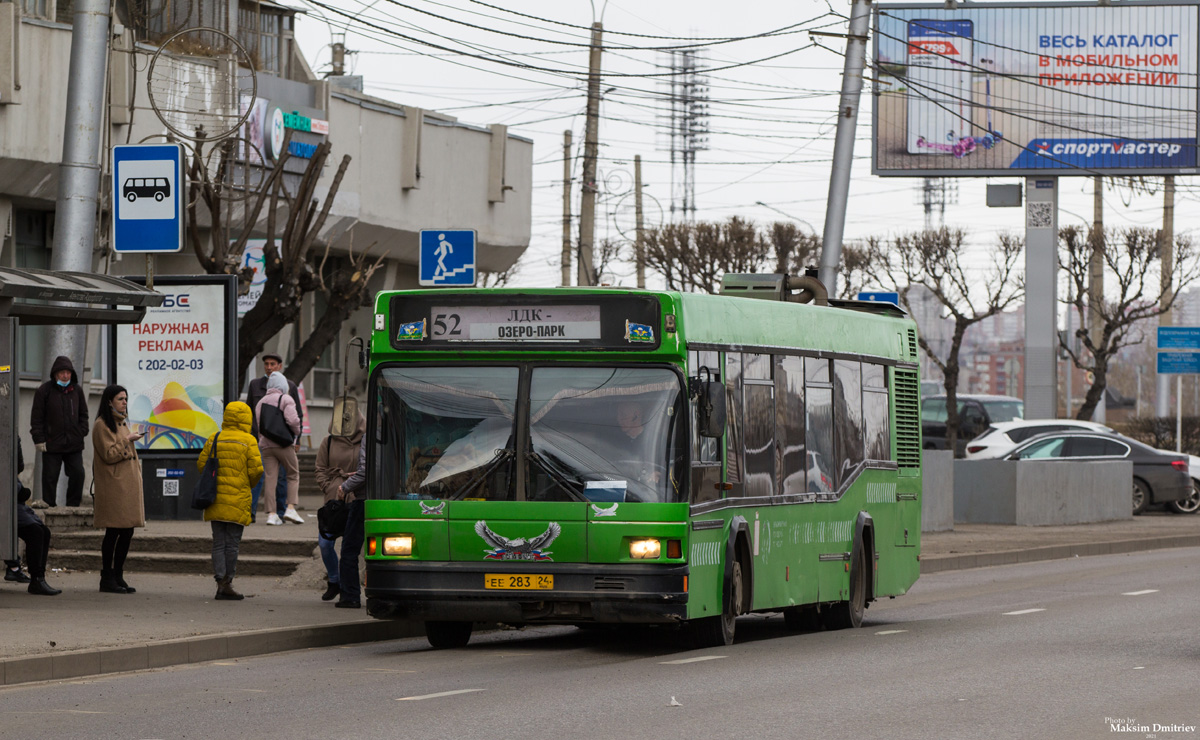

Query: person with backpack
[92,385,144,594]
[313,411,366,602]
[255,372,302,526]
[197,401,263,600]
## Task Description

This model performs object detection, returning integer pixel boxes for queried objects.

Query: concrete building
[0,1,533,500]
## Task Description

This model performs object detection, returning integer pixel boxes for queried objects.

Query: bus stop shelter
[0,267,163,561]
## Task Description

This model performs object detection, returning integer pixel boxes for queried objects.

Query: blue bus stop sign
[858,291,900,306]
[1157,351,1200,374]
[419,230,477,286]
[111,143,185,253]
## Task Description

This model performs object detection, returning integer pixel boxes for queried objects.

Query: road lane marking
[1122,589,1159,596]
[397,689,485,701]
[1003,608,1046,615]
[875,630,908,635]
[660,656,727,665]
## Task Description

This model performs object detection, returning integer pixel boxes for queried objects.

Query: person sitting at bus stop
[30,355,89,507]
[6,439,31,584]
[334,435,368,609]
[92,385,145,595]
[197,401,263,601]
[17,478,60,596]
[255,372,303,526]
[246,354,304,523]
[314,411,366,602]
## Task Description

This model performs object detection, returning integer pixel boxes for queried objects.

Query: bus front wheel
[822,543,867,630]
[689,558,743,648]
[425,620,472,649]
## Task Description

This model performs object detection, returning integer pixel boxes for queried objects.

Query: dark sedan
[1005,431,1192,514]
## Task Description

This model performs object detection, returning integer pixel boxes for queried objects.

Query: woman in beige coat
[92,385,145,594]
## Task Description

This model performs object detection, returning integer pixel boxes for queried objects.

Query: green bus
[362,277,923,648]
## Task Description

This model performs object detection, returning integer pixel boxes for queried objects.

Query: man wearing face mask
[30,356,89,507]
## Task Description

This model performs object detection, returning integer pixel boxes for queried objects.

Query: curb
[919,535,1200,574]
[0,619,425,687]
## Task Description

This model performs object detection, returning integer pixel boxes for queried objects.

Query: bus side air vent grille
[907,329,918,360]
[594,577,633,591]
[893,368,922,469]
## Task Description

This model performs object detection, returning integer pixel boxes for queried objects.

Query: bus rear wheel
[425,620,472,649]
[822,543,867,631]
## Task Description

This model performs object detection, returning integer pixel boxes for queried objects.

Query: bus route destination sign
[429,305,601,341]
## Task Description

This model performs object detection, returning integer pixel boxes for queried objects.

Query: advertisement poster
[874,3,1198,175]
[115,283,227,450]
[237,239,267,317]
[239,96,268,165]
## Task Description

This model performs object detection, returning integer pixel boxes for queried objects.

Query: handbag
[317,498,349,539]
[190,433,220,511]
[259,397,296,447]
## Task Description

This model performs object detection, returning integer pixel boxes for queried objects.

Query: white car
[963,419,1113,460]
[1173,455,1200,513]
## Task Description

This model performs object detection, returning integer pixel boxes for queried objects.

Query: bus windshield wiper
[446,448,514,500]
[526,450,588,502]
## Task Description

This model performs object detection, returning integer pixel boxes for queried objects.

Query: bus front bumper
[365,561,689,625]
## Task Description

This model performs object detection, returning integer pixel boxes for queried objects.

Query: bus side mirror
[331,396,359,437]
[698,380,726,438]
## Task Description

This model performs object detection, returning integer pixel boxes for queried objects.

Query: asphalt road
[4,548,1199,740]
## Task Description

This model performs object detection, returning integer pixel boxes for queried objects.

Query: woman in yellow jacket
[197,401,263,600]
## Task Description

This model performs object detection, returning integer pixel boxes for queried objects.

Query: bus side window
[689,350,722,504]
[834,360,864,486]
[742,353,774,498]
[724,352,743,498]
[863,363,890,461]
[779,355,806,496]
[805,358,835,494]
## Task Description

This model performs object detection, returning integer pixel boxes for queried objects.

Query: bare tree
[643,217,772,294]
[1060,225,1200,420]
[185,133,367,386]
[865,227,1024,454]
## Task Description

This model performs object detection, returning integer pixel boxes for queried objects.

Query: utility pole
[330,39,346,76]
[577,22,603,287]
[1090,175,1106,423]
[819,0,872,297]
[48,0,111,376]
[561,130,573,287]
[634,154,645,289]
[1156,175,1176,417]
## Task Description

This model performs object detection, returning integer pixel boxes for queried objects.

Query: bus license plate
[484,573,553,590]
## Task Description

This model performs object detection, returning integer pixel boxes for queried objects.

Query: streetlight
[755,201,819,235]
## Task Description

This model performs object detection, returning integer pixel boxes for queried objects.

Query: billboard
[111,276,238,453]
[873,2,1199,176]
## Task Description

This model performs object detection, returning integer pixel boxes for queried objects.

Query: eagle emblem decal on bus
[590,503,618,517]
[475,521,561,561]
[420,502,445,515]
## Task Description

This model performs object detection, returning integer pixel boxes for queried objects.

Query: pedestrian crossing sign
[419,230,477,287]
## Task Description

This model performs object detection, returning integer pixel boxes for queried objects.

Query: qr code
[1027,202,1054,229]
[163,479,179,497]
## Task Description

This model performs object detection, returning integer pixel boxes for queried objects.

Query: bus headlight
[629,538,660,559]
[383,535,413,556]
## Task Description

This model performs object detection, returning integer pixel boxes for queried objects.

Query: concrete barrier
[922,450,954,532]
[954,460,1132,526]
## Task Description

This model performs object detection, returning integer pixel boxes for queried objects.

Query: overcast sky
[291,0,1199,294]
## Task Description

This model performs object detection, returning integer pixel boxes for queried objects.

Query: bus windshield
[372,365,685,503]
[375,366,519,501]
[528,367,685,504]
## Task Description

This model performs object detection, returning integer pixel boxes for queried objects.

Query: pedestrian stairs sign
[419,230,476,286]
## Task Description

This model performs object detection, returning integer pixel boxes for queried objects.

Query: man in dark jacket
[30,356,89,507]
[245,353,304,521]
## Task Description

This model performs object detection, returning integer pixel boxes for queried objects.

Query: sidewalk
[1,511,1198,686]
